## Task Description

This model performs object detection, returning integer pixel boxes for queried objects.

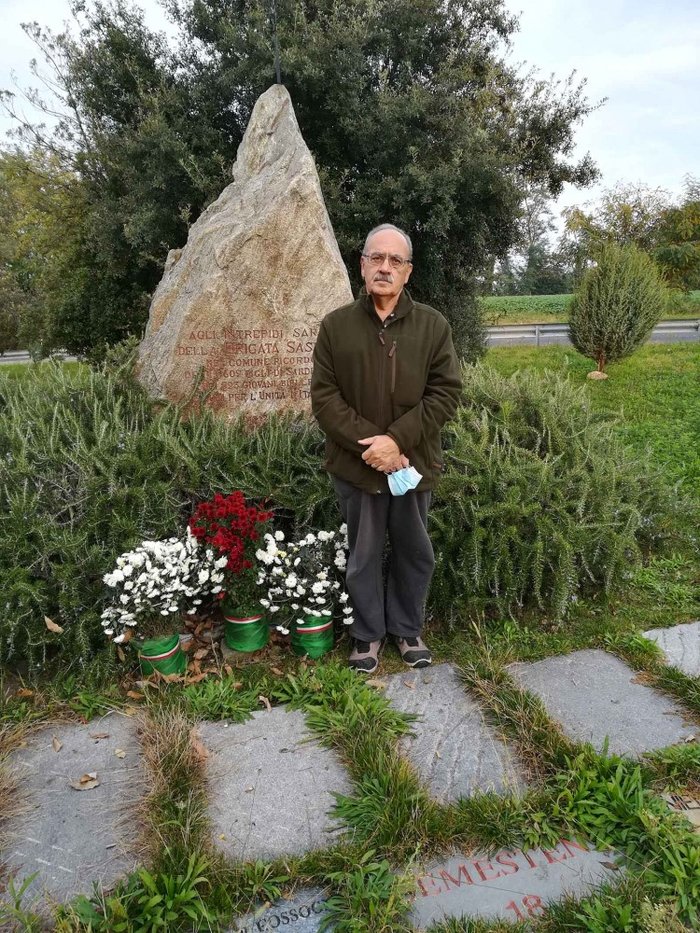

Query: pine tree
[569,243,666,374]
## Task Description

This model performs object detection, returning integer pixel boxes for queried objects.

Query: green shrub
[569,243,667,372]
[429,365,680,623]
[0,360,684,673]
[0,360,335,673]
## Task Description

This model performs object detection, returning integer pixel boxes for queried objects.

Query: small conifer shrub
[569,242,666,373]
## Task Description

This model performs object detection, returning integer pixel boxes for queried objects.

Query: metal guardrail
[485,319,700,347]
[2,320,699,362]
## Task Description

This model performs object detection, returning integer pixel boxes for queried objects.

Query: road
[1,319,698,363]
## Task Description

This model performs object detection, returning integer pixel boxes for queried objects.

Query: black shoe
[396,636,432,668]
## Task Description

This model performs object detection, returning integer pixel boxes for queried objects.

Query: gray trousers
[332,476,435,642]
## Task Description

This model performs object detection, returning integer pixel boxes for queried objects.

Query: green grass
[2,345,700,931]
[486,343,700,495]
[480,290,700,325]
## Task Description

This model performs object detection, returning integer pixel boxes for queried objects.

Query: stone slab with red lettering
[643,621,700,677]
[137,84,353,419]
[197,707,352,860]
[506,649,696,756]
[383,664,527,801]
[2,712,144,910]
[411,838,624,928]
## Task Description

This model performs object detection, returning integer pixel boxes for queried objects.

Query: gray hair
[363,223,413,260]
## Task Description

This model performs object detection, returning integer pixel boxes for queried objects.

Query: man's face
[360,229,412,301]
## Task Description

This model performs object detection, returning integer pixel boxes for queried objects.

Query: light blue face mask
[387,466,423,496]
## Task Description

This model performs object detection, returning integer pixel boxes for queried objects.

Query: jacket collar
[359,286,414,321]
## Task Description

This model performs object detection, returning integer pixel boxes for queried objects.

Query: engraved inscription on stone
[173,323,318,407]
[663,792,700,833]
[228,887,330,932]
[383,664,527,802]
[411,838,624,928]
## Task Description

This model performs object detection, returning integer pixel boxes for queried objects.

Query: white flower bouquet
[100,527,228,643]
[255,524,352,643]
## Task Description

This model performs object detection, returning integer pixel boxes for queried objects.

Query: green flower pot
[291,616,334,659]
[223,612,269,652]
[138,634,187,676]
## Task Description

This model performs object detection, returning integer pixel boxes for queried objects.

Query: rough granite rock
[137,84,353,419]
[383,665,527,801]
[197,707,352,860]
[507,649,696,756]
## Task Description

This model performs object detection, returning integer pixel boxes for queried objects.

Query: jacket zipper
[377,320,399,420]
[377,330,386,426]
[389,339,397,395]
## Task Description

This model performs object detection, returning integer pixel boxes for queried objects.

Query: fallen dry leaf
[89,732,110,740]
[270,666,284,676]
[126,690,144,701]
[114,748,126,759]
[52,736,63,753]
[366,679,386,690]
[223,664,234,677]
[44,616,64,634]
[193,648,209,661]
[186,672,208,684]
[16,688,34,699]
[403,680,416,689]
[116,646,126,663]
[120,628,134,644]
[122,705,139,717]
[258,695,272,712]
[70,772,100,791]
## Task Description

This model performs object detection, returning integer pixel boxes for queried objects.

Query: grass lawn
[486,343,700,496]
[481,291,700,325]
[1,346,699,932]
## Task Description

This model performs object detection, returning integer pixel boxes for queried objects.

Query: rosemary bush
[0,361,333,673]
[429,365,681,624]
[0,359,682,673]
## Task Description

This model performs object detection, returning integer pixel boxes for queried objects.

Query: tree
[569,243,666,375]
[653,176,700,291]
[3,0,599,358]
[562,182,671,253]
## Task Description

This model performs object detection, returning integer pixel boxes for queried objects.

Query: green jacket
[310,288,463,493]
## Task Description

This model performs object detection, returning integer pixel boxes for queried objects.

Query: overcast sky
[1,0,698,220]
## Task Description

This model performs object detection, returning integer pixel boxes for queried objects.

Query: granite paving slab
[227,887,330,932]
[412,837,624,928]
[197,707,352,861]
[382,664,527,802]
[2,711,144,908]
[643,621,700,677]
[507,649,696,757]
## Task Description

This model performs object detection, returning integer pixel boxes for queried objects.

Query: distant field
[481,290,700,325]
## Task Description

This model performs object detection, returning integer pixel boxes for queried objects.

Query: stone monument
[137,85,353,418]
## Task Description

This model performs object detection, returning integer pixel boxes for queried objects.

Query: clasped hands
[358,435,409,473]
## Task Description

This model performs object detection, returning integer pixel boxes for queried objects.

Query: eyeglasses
[362,252,412,270]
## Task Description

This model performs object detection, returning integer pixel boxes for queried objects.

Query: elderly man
[310,223,462,674]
